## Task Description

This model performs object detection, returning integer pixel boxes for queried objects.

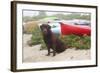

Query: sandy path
[23,34,91,63]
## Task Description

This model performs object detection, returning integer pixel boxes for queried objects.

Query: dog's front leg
[46,45,50,56]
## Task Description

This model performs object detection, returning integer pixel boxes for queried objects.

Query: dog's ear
[48,25,51,29]
[40,25,42,30]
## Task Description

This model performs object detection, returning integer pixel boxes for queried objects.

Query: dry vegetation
[23,21,39,34]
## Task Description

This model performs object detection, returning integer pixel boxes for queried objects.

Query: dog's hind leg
[52,45,56,56]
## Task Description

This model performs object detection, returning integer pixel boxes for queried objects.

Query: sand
[23,34,91,63]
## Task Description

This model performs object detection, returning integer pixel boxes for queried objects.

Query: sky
[23,11,39,17]
[23,10,90,17]
[23,10,75,17]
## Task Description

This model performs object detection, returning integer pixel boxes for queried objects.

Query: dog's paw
[46,54,50,56]
[53,54,56,56]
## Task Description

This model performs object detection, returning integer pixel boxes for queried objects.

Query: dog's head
[40,24,51,35]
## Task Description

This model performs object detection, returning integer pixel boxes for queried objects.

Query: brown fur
[40,24,66,56]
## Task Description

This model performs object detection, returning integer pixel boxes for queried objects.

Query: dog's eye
[48,25,51,29]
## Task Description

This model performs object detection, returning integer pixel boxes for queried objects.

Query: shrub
[60,35,91,49]
[31,27,91,49]
[31,25,43,45]
[23,21,39,34]
[40,40,47,50]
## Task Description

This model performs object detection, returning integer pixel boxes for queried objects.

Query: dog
[40,24,66,56]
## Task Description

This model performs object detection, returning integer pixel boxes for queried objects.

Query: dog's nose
[43,29,47,32]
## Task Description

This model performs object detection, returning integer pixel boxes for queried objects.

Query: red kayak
[60,22,91,36]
